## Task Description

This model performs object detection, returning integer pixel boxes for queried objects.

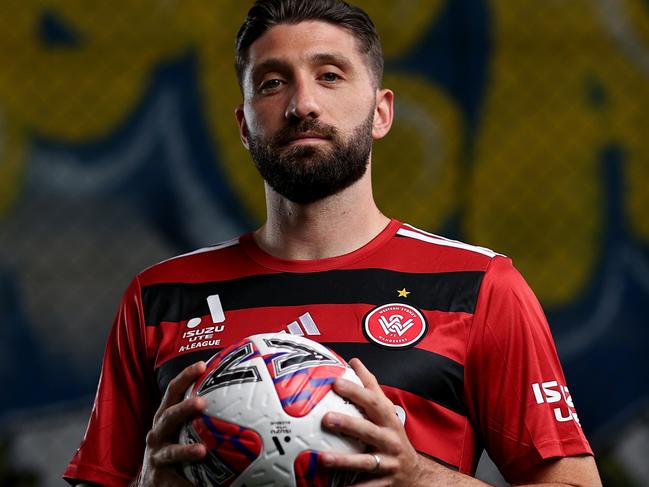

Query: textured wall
[1,1,648,484]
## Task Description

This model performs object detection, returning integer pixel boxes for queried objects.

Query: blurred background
[1,0,648,485]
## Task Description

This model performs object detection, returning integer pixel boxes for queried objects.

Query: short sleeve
[63,276,159,486]
[464,256,592,482]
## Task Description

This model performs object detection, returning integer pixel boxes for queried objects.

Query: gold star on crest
[397,288,411,298]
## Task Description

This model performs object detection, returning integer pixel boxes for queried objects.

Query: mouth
[283,132,331,146]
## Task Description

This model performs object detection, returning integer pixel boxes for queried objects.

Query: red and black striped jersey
[64,219,592,486]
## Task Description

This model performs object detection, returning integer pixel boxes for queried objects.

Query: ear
[372,88,394,140]
[235,105,250,150]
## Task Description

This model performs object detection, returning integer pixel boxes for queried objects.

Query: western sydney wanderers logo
[363,303,427,349]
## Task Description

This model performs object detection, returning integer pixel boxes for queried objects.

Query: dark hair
[235,0,384,89]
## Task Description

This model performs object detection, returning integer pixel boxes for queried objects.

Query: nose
[285,77,321,120]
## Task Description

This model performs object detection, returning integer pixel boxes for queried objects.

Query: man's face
[236,21,384,204]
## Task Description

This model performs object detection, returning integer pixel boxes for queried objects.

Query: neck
[254,170,390,260]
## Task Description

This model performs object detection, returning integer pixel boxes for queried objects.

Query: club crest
[363,303,427,349]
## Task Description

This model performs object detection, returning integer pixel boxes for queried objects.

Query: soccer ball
[179,332,366,487]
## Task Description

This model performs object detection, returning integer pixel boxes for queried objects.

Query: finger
[146,469,194,487]
[323,412,396,452]
[149,469,197,487]
[348,358,381,391]
[151,442,207,467]
[157,361,206,417]
[321,451,396,475]
[333,377,395,426]
[152,396,206,443]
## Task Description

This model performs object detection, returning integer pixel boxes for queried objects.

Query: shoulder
[392,222,505,273]
[137,236,243,286]
[390,223,536,317]
[396,223,502,259]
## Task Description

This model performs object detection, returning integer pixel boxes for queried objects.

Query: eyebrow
[250,51,355,84]
[250,58,291,84]
[307,52,354,72]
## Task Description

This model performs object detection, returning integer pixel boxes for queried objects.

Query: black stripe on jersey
[156,342,466,417]
[157,349,218,397]
[142,269,484,326]
[330,343,466,417]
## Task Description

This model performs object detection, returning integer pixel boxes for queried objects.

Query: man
[65,0,601,485]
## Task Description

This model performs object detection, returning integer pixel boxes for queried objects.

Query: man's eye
[260,79,282,91]
[321,72,340,82]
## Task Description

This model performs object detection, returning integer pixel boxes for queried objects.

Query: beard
[247,111,374,204]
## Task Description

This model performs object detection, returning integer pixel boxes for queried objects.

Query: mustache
[270,119,338,146]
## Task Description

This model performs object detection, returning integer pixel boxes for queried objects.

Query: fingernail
[326,413,340,427]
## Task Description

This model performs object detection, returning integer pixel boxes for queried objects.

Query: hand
[321,358,425,486]
[321,360,601,487]
[135,361,208,487]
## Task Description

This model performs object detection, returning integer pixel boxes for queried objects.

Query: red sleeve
[64,276,160,487]
[464,256,593,482]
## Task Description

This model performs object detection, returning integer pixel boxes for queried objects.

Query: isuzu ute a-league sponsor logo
[532,380,581,426]
[177,294,226,353]
[363,303,428,349]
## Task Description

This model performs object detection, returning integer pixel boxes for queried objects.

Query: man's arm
[514,455,601,487]
[133,361,208,487]
[64,278,155,485]
[76,458,600,487]
[71,361,208,487]
[321,359,601,486]
[404,454,600,486]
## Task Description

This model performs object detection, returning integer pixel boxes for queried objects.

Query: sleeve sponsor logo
[531,380,581,426]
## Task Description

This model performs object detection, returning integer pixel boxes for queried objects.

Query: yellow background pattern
[0,0,647,308]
